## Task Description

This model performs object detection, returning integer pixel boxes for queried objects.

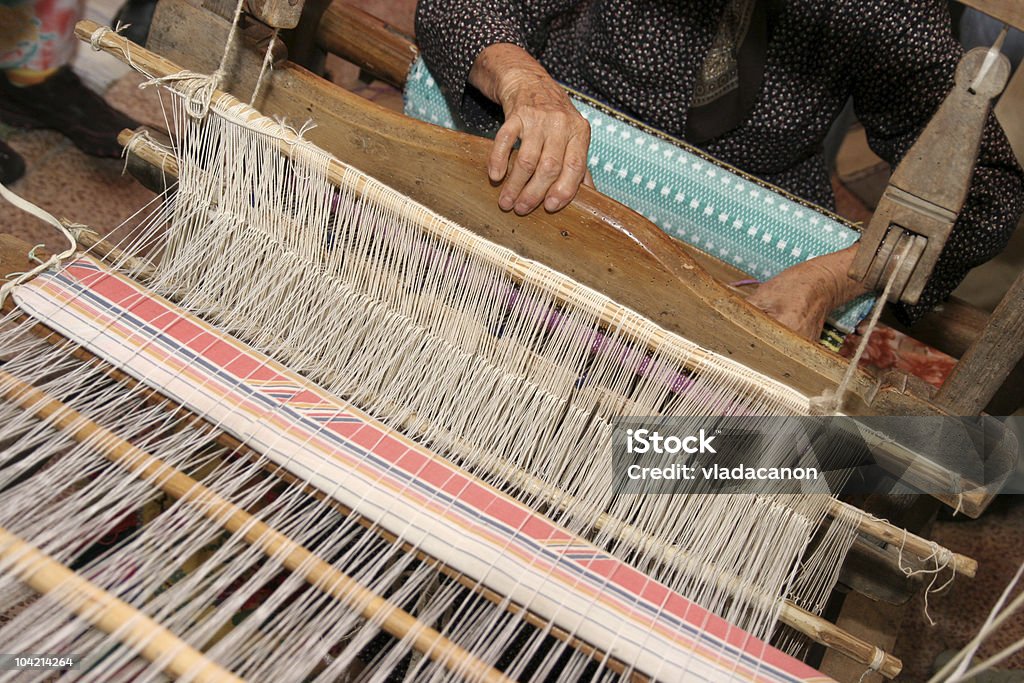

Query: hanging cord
[896,531,956,626]
[0,183,79,308]
[91,0,277,117]
[812,237,912,415]
[212,0,247,91]
[250,29,280,105]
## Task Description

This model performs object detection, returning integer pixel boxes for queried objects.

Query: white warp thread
[811,239,912,415]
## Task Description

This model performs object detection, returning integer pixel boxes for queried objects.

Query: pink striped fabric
[14,257,832,682]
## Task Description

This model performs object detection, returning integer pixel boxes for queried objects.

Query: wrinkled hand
[470,43,593,215]
[747,246,868,340]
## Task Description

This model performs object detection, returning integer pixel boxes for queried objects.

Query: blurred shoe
[0,67,138,158]
[0,139,25,184]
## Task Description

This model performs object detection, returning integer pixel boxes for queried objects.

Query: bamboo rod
[0,526,242,683]
[0,369,510,683]
[112,125,976,580]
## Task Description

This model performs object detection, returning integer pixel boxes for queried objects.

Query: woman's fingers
[498,128,546,212]
[514,129,569,215]
[491,109,590,215]
[544,126,591,212]
[489,116,522,184]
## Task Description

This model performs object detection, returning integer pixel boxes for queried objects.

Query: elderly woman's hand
[747,245,869,341]
[470,43,593,215]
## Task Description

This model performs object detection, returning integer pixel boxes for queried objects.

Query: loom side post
[934,268,1024,415]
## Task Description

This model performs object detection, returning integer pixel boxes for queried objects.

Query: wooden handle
[0,526,243,683]
[0,369,510,683]
[316,2,418,87]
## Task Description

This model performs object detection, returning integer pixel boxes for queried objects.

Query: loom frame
[127,0,1023,519]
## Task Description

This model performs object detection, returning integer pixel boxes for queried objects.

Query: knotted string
[0,183,78,309]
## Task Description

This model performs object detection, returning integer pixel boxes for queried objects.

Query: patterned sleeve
[850,0,1024,324]
[414,1,576,132]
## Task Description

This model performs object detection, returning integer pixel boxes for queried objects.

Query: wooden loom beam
[934,267,1024,415]
[0,368,511,683]
[1,233,908,678]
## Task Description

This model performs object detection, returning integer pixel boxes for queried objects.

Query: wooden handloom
[135,0,1024,516]
[0,2,1021,681]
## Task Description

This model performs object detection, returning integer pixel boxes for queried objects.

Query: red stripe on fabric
[53,258,826,681]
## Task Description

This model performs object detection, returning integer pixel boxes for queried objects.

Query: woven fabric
[15,258,832,683]
[404,57,875,333]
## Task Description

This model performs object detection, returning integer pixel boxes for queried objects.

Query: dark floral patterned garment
[415,0,1024,323]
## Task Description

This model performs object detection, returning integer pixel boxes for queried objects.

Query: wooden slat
[957,0,1024,31]
[935,268,1024,414]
